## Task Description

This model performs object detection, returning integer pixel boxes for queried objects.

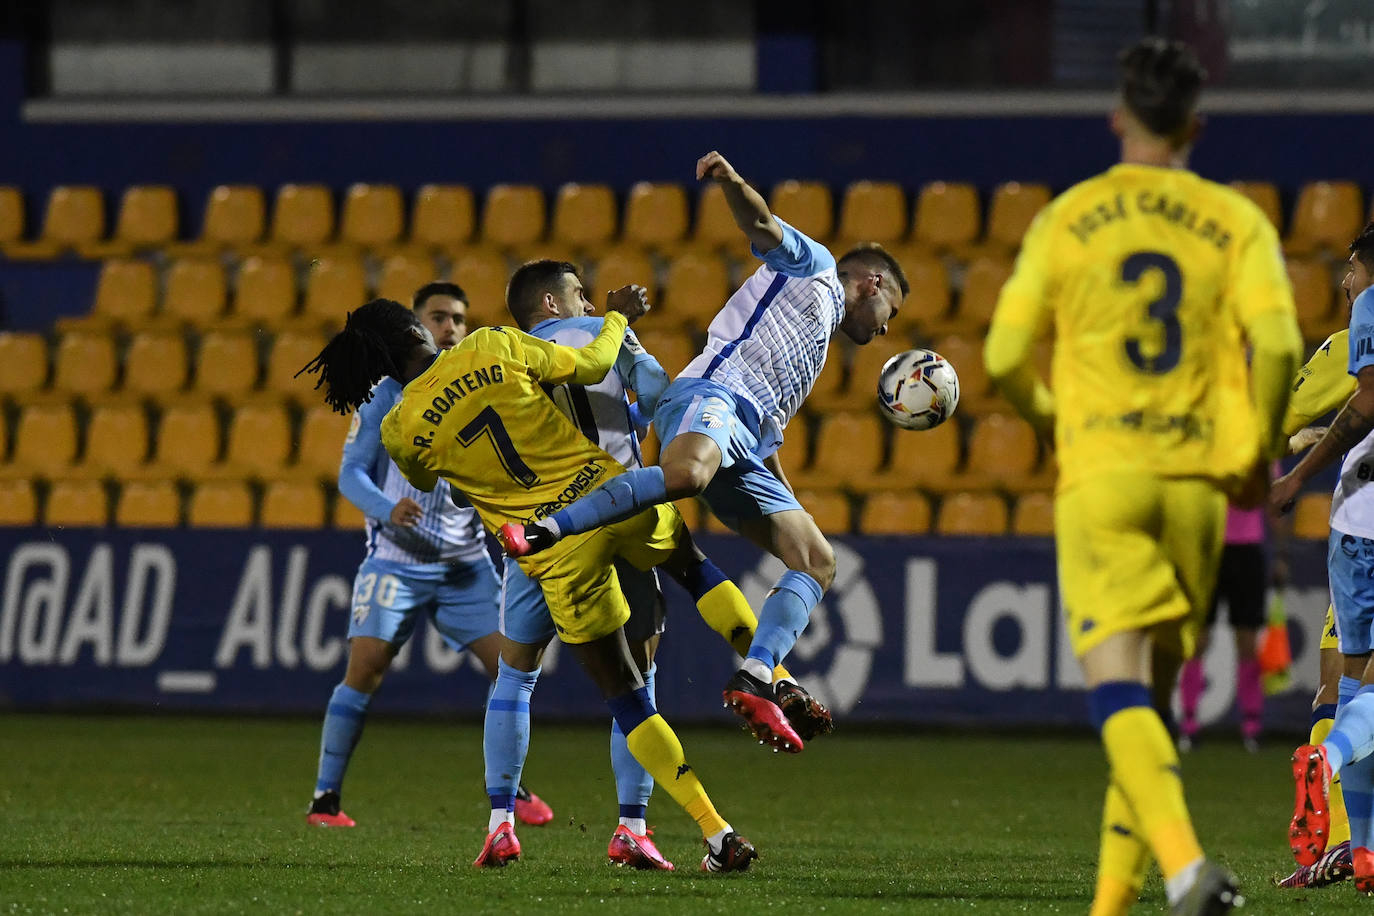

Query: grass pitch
[0,714,1327,913]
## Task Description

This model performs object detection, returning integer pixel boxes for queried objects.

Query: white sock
[619,816,648,836]
[1164,857,1205,906]
[488,808,514,833]
[542,517,562,538]
[706,825,733,855]
[313,789,330,799]
[741,658,772,684]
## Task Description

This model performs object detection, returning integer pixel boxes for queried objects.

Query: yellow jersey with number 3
[1284,329,1354,435]
[992,163,1295,490]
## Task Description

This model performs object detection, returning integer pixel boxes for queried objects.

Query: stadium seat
[221,403,292,479]
[375,251,438,304]
[45,479,109,527]
[672,497,701,531]
[269,183,335,251]
[663,250,729,329]
[1293,491,1332,540]
[858,490,932,535]
[0,478,37,525]
[1229,181,1282,229]
[793,410,887,492]
[805,341,850,409]
[837,181,907,246]
[195,184,266,251]
[0,332,49,399]
[226,255,298,329]
[623,182,689,250]
[885,246,951,335]
[955,253,1013,333]
[551,183,617,253]
[261,479,327,529]
[961,413,1049,492]
[984,182,1050,251]
[1011,491,1055,536]
[77,403,149,478]
[332,491,366,529]
[842,337,909,409]
[140,402,220,480]
[58,259,158,332]
[593,246,656,300]
[770,180,834,243]
[5,185,104,259]
[902,419,962,491]
[481,184,546,249]
[0,186,23,245]
[910,181,980,253]
[411,184,475,250]
[293,407,351,483]
[339,183,403,249]
[5,403,78,479]
[632,328,696,379]
[188,480,254,527]
[773,418,811,478]
[115,480,181,527]
[193,331,259,399]
[123,330,189,403]
[51,331,118,400]
[1287,257,1337,341]
[932,334,998,414]
[159,258,228,328]
[103,185,178,254]
[1286,181,1364,256]
[795,488,851,535]
[264,331,327,404]
[298,254,367,329]
[451,248,510,317]
[691,182,741,252]
[936,490,1008,536]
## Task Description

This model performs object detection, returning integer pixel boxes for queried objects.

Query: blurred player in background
[985,37,1301,915]
[499,150,907,754]
[1275,222,1374,892]
[300,295,758,873]
[304,281,551,829]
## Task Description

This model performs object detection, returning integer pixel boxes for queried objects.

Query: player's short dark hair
[506,259,580,330]
[1352,222,1374,275]
[296,298,421,414]
[412,281,467,313]
[1117,38,1206,142]
[838,243,910,298]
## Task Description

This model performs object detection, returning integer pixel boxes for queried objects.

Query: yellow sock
[1312,715,1351,845]
[1100,706,1203,880]
[1089,783,1150,916]
[696,581,792,681]
[625,713,728,837]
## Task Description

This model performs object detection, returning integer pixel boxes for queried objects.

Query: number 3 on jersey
[1121,251,1183,375]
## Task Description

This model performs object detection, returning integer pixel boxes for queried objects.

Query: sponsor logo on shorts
[353,603,370,626]
[700,409,723,429]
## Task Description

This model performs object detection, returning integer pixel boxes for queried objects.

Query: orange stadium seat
[885,246,950,335]
[672,497,702,531]
[859,490,932,535]
[269,183,335,250]
[45,479,109,527]
[0,478,37,525]
[160,258,228,328]
[0,186,24,245]
[188,480,254,527]
[123,330,189,403]
[199,184,267,250]
[1011,491,1055,536]
[0,332,49,399]
[339,183,404,249]
[910,181,980,253]
[111,185,179,251]
[1293,491,1332,540]
[663,250,729,329]
[933,334,997,414]
[770,180,834,243]
[58,259,158,332]
[77,403,149,478]
[1287,257,1337,341]
[376,251,438,304]
[955,253,1013,333]
[264,331,327,404]
[299,254,368,329]
[51,331,118,400]
[837,181,907,246]
[689,183,751,260]
[411,184,475,250]
[984,182,1050,251]
[551,183,617,252]
[451,248,509,316]
[115,480,181,527]
[221,403,292,480]
[1286,181,1364,256]
[332,491,366,529]
[6,185,105,259]
[194,331,259,400]
[805,341,849,409]
[623,182,689,250]
[843,337,909,409]
[793,410,887,492]
[796,488,851,535]
[227,255,298,329]
[961,413,1048,492]
[903,419,962,492]
[1229,181,1282,229]
[773,418,811,480]
[12,403,80,481]
[481,184,546,249]
[293,407,351,483]
[593,246,655,300]
[141,402,220,480]
[936,490,1008,536]
[633,328,696,379]
[261,479,327,529]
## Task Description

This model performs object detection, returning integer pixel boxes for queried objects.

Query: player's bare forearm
[696,151,782,252]
[1288,392,1374,485]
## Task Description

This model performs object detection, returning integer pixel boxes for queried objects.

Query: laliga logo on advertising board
[738,542,880,713]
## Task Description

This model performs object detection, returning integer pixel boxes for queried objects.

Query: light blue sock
[746,570,824,669]
[315,683,371,794]
[548,467,667,537]
[1326,683,1374,775]
[610,665,656,813]
[484,659,540,808]
[1345,749,1374,852]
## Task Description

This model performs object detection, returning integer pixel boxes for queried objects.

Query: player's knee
[798,539,836,590]
[661,459,710,498]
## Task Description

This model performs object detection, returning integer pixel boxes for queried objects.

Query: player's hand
[696,150,740,184]
[1268,471,1303,516]
[1230,458,1269,510]
[605,284,650,324]
[390,497,423,527]
[1288,425,1327,455]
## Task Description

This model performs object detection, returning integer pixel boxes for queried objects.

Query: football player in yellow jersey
[299,294,758,874]
[985,38,1302,916]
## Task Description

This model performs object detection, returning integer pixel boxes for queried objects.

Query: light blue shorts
[652,377,803,529]
[501,557,665,646]
[347,554,500,652]
[1328,528,1374,655]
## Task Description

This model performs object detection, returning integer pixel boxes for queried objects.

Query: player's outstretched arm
[518,290,646,387]
[1271,366,1374,513]
[697,151,783,253]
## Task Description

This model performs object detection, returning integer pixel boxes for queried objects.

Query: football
[876,348,960,431]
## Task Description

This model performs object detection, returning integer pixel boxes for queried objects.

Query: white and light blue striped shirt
[679,219,844,455]
[338,377,487,565]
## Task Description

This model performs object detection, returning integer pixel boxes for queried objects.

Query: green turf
[0,714,1328,913]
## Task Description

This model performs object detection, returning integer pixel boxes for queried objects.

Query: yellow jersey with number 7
[991,163,1295,490]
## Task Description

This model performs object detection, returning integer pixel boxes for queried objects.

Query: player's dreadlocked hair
[296,298,422,414]
[1351,221,1374,275]
[1118,37,1206,144]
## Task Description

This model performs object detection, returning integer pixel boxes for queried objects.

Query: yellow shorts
[517,503,684,645]
[1056,474,1226,659]
[1321,604,1339,651]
